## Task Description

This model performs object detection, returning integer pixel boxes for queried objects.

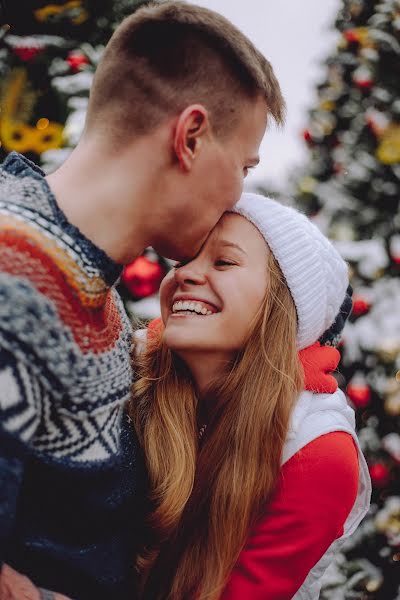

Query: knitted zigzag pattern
[0,157,133,463]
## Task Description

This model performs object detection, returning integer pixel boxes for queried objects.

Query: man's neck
[45,136,160,265]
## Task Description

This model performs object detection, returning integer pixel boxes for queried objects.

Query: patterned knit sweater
[0,152,146,599]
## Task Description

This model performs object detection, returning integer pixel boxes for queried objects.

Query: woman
[131,193,371,600]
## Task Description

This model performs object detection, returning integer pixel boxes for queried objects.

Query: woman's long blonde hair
[129,251,304,600]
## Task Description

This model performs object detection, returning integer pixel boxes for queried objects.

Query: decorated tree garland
[295,1,400,597]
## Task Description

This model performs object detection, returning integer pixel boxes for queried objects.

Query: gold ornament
[298,176,317,194]
[0,68,64,154]
[376,517,399,539]
[1,121,35,153]
[330,222,355,242]
[385,390,400,416]
[337,37,348,51]
[0,68,36,122]
[375,502,400,542]
[365,579,382,593]
[377,338,400,363]
[354,27,374,47]
[343,27,376,49]
[350,3,363,17]
[386,377,400,395]
[36,118,50,130]
[376,124,400,164]
[34,1,89,25]
[320,100,336,112]
[33,121,64,154]
[1,119,64,154]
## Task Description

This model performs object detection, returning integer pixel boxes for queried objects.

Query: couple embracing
[0,2,370,599]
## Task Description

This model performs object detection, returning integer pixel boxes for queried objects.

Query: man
[0,2,283,598]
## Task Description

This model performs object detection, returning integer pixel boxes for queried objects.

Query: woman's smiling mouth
[171,298,220,317]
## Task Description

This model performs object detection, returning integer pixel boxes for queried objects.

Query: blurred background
[0,0,399,597]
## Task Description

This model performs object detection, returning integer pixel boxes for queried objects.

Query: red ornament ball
[343,29,360,43]
[352,296,371,317]
[13,46,43,62]
[353,66,374,90]
[356,79,373,90]
[369,462,391,488]
[122,255,166,299]
[67,52,89,73]
[390,236,400,265]
[303,129,314,145]
[346,382,371,408]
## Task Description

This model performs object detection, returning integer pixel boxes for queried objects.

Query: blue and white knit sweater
[0,152,146,599]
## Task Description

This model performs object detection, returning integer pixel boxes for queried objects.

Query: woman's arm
[221,432,359,600]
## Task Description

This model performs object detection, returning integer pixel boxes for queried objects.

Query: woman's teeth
[172,301,214,316]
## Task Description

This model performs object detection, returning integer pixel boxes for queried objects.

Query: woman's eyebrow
[218,240,248,255]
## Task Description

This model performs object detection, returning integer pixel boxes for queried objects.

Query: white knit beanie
[231,193,349,350]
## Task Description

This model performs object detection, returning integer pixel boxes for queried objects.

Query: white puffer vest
[281,388,372,599]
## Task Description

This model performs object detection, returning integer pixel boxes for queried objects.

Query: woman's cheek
[159,273,176,323]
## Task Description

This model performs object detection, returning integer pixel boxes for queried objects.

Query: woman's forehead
[208,213,267,254]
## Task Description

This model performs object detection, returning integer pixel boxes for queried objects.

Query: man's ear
[173,104,210,171]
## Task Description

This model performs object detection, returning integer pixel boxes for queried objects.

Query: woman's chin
[163,322,210,353]
[163,332,198,352]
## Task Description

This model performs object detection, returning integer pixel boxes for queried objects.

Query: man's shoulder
[0,152,54,221]
[0,152,46,185]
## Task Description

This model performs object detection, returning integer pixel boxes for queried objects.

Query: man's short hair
[85,1,285,141]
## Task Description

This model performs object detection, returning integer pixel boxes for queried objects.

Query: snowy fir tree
[0,0,168,318]
[294,1,400,598]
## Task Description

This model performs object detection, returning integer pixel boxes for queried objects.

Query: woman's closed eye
[215,259,237,267]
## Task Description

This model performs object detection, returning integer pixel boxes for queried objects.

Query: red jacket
[221,431,359,599]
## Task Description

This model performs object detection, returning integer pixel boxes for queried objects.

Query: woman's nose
[174,260,207,287]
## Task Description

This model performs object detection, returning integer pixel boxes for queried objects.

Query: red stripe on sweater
[0,230,122,354]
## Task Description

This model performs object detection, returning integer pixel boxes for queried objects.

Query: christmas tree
[0,0,168,319]
[294,1,400,598]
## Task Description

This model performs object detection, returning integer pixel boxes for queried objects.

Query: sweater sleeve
[221,432,359,600]
[0,348,43,565]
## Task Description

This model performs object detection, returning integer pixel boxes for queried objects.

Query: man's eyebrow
[218,240,247,255]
